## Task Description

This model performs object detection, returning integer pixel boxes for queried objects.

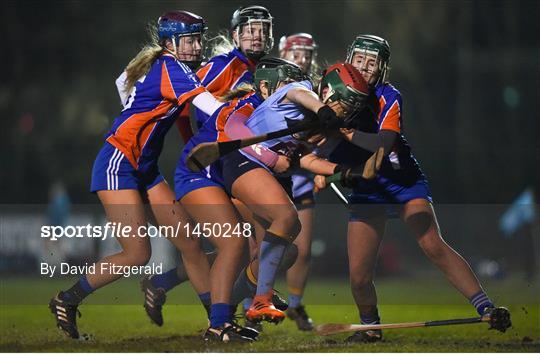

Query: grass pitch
[1,276,538,352]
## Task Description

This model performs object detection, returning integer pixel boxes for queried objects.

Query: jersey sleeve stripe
[196,62,213,83]
[160,61,178,100]
[178,61,190,74]
[378,100,401,133]
[205,58,237,94]
[177,86,206,107]
[229,69,249,90]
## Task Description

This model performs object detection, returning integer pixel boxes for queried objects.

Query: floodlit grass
[1,276,538,352]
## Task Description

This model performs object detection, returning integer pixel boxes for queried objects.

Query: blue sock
[469,291,494,315]
[198,291,211,307]
[79,275,93,293]
[288,294,302,309]
[61,276,93,304]
[199,291,212,318]
[150,267,182,292]
[361,308,380,325]
[255,232,288,297]
[210,303,232,328]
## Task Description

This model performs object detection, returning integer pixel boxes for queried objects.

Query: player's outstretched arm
[299,153,338,175]
[285,87,325,113]
[341,128,397,154]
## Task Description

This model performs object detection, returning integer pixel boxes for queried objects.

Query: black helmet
[231,5,274,60]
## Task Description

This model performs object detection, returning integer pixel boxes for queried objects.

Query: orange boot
[245,294,285,324]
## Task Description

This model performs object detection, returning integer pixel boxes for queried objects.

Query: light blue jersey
[239,80,313,168]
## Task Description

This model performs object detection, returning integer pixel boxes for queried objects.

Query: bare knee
[215,238,245,259]
[405,211,434,238]
[295,245,311,265]
[179,237,202,255]
[271,207,301,239]
[121,247,151,267]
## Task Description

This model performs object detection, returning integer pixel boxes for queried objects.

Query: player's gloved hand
[342,110,360,129]
[316,105,342,129]
[337,165,366,188]
[335,156,382,188]
[294,111,323,140]
[483,307,512,333]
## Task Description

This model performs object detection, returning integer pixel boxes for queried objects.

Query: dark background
[1,0,539,204]
[0,0,538,282]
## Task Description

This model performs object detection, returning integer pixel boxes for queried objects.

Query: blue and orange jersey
[106,53,205,173]
[374,83,402,133]
[193,48,255,127]
[319,82,424,179]
[184,91,263,153]
[177,91,262,185]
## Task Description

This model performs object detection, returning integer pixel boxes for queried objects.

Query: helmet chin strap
[163,35,179,59]
[232,28,242,48]
[172,35,177,56]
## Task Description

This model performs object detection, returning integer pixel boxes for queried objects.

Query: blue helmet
[157,10,207,41]
[157,11,207,68]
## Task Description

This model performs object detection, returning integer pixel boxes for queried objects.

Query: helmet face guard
[319,63,370,117]
[346,35,390,86]
[254,57,308,96]
[158,11,208,68]
[231,6,274,60]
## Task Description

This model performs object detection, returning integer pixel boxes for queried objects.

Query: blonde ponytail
[206,31,235,58]
[125,24,164,93]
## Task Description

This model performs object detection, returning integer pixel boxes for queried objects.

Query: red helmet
[279,33,317,73]
[278,33,317,52]
[319,62,369,110]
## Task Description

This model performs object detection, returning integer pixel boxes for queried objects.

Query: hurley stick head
[186,142,220,172]
[485,307,512,333]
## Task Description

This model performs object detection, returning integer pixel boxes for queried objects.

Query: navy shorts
[222,151,293,198]
[174,161,225,201]
[90,142,163,193]
[348,176,432,221]
[292,172,315,208]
